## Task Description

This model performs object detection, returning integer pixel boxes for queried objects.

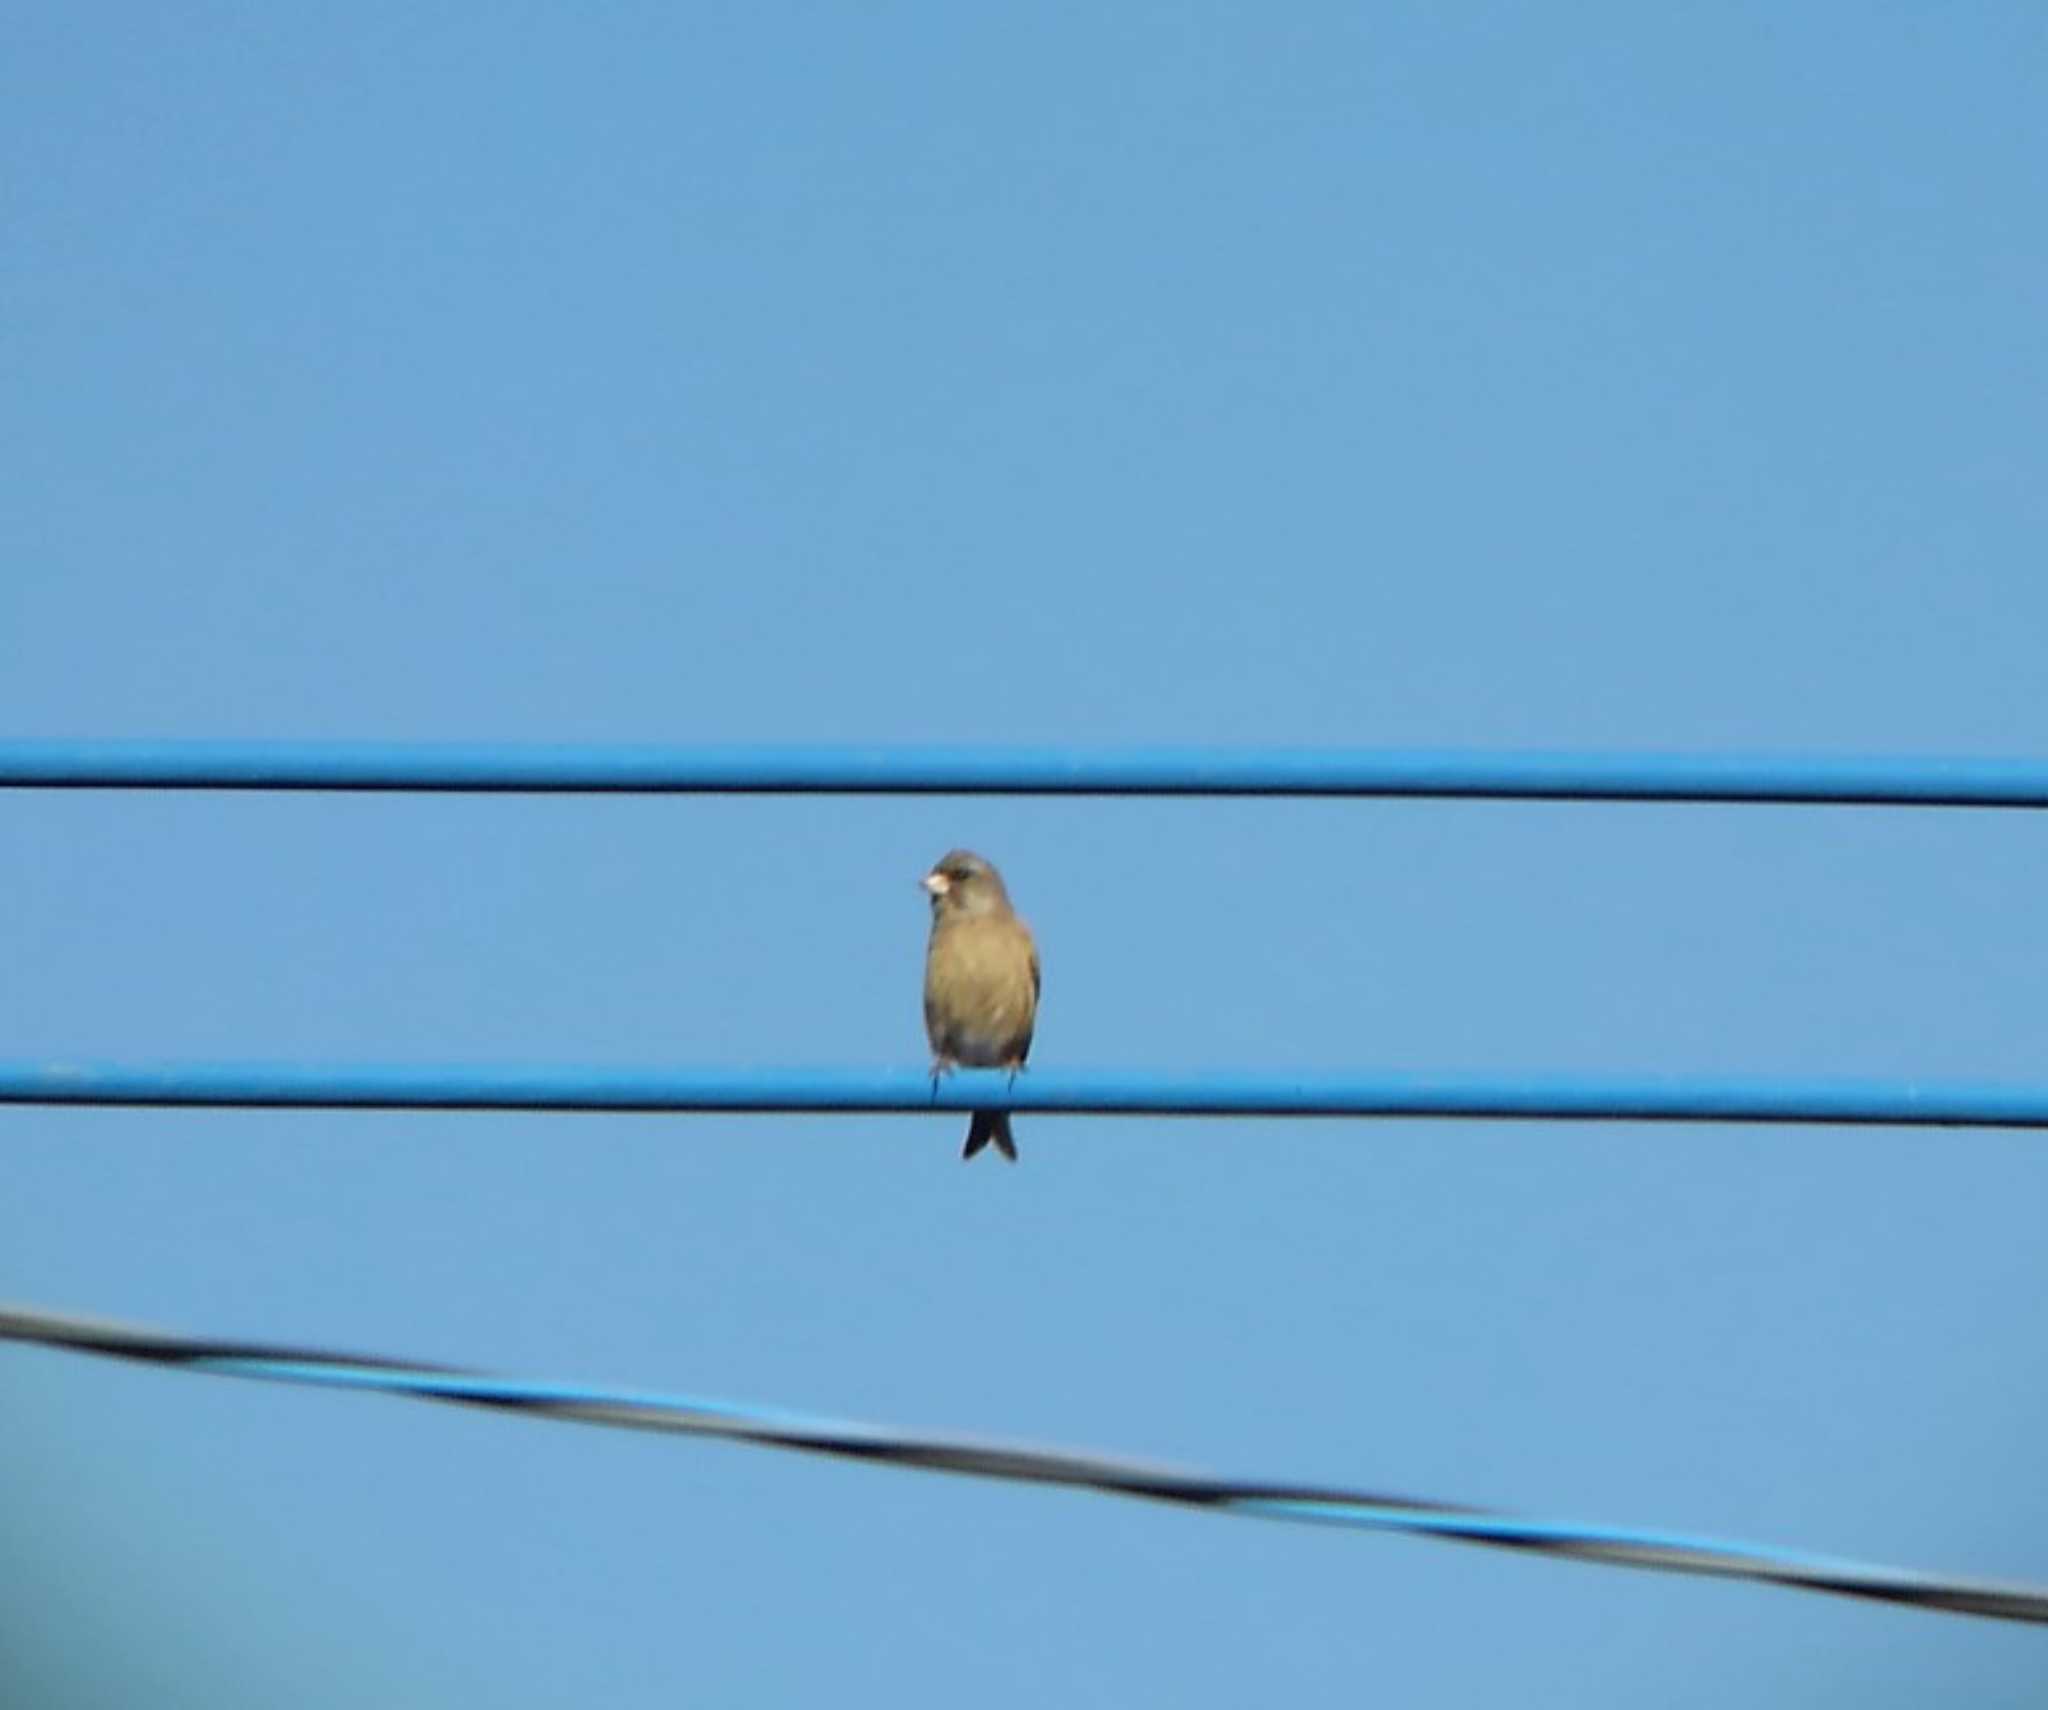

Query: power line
[5,741,2048,805]
[6,1060,2048,1127]
[3,1301,2040,1625]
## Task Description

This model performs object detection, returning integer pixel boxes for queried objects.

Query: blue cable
[7,1060,2048,1128]
[4,1302,2042,1625]
[6,740,2048,805]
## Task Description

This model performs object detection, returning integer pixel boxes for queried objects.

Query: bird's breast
[924,917,1037,1064]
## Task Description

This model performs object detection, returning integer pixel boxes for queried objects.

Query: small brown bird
[922,849,1040,1162]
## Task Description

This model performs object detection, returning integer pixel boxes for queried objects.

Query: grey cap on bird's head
[921,849,1010,909]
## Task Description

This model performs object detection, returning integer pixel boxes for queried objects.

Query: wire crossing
[4,1301,2042,1625]
[6,741,2048,805]
[7,1061,2048,1128]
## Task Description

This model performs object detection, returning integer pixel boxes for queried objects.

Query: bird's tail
[963,1110,1017,1163]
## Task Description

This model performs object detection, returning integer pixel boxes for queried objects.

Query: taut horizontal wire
[4,1301,2042,1625]
[5,740,2048,805]
[6,1061,2048,1127]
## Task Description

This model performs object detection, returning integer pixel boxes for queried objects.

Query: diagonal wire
[4,1302,2044,1625]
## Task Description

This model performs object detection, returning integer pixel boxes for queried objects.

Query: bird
[921,849,1040,1162]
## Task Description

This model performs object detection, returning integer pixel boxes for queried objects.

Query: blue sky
[4,4,2046,1703]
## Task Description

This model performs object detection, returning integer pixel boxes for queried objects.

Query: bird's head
[922,849,1011,919]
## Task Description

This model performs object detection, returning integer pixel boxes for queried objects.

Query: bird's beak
[922,871,949,897]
